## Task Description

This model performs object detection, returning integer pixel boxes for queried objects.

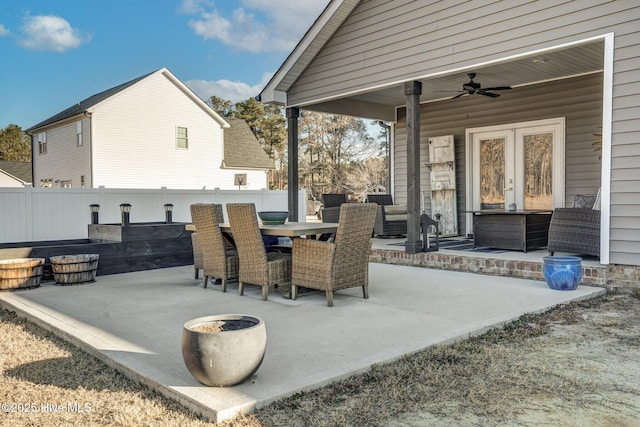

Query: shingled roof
[26,71,155,132]
[222,118,274,170]
[0,160,32,184]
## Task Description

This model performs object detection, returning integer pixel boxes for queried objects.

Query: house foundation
[369,248,639,293]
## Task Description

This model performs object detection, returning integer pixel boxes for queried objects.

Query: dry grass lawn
[1,293,639,426]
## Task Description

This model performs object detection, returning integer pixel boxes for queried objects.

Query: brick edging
[369,249,638,292]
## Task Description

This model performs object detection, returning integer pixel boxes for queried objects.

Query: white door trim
[465,117,566,234]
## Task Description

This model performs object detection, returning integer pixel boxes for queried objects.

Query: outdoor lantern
[89,204,100,224]
[120,203,132,227]
[164,203,174,224]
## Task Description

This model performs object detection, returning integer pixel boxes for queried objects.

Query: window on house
[80,175,85,188]
[37,132,47,154]
[176,127,188,149]
[76,121,83,146]
[40,178,53,188]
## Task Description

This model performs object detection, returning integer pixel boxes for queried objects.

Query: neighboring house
[259,0,640,267]
[0,160,32,187]
[26,68,273,190]
[221,118,275,182]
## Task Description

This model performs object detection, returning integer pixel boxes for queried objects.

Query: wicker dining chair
[190,203,239,291]
[291,203,377,307]
[226,203,292,301]
[190,203,225,279]
[191,233,203,279]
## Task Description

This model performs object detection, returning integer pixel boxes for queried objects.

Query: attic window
[76,121,83,146]
[176,127,188,149]
[37,132,47,154]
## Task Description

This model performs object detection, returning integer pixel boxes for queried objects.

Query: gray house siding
[285,0,640,266]
[610,21,640,266]
[394,73,603,237]
[288,0,634,106]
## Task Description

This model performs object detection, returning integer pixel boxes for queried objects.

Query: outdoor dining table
[185,221,339,299]
[185,222,339,239]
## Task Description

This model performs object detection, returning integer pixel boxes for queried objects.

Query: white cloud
[18,15,90,52]
[186,72,273,103]
[0,24,9,37]
[182,0,327,53]
[179,0,215,15]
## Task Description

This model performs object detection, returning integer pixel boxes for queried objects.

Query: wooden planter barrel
[50,254,99,285]
[0,258,45,291]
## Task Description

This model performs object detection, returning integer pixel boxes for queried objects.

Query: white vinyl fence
[0,187,306,244]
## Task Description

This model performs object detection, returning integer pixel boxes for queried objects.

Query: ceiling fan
[449,73,512,99]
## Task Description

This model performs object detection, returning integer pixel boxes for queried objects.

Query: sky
[0,0,330,129]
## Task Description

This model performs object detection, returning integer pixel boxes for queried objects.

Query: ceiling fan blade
[446,73,509,99]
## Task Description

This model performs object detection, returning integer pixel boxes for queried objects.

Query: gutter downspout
[84,110,93,188]
[27,132,35,187]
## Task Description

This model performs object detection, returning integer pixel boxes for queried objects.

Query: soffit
[307,41,604,113]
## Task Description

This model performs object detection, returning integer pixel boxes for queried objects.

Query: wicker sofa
[547,195,601,257]
[365,194,408,237]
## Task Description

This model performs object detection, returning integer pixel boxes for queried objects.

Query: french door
[466,118,565,227]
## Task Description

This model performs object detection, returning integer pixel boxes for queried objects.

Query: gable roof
[258,0,359,105]
[222,118,274,170]
[0,160,32,184]
[26,68,228,132]
[26,71,154,132]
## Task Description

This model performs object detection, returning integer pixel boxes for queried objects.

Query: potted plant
[181,314,266,387]
[543,256,582,290]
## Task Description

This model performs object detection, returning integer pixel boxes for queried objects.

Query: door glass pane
[480,138,505,209]
[524,132,553,209]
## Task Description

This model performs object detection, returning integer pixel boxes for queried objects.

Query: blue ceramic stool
[543,256,582,290]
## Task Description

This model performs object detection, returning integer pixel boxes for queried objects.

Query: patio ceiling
[299,40,605,121]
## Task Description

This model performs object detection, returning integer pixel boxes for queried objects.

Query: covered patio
[258,0,625,267]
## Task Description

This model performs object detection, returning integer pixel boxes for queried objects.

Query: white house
[26,68,273,190]
[0,160,31,187]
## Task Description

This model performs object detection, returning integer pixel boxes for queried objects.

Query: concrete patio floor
[0,263,605,423]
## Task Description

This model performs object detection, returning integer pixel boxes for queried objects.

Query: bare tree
[207,96,387,194]
[299,111,380,196]
[346,157,388,200]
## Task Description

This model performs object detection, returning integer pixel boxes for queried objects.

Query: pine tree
[0,124,31,162]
